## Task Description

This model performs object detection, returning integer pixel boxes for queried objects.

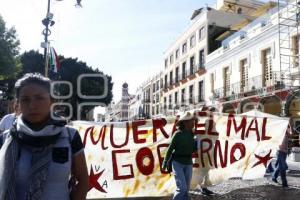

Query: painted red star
[252,150,272,168]
[88,167,107,193]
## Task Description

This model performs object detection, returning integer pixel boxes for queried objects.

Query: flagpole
[45,45,50,77]
[43,0,51,77]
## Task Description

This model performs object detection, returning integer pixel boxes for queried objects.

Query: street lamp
[41,0,82,77]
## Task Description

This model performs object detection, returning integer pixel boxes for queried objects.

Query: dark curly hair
[14,73,51,99]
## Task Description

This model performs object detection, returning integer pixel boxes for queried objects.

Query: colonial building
[161,1,264,115]
[105,101,116,122]
[128,86,143,120]
[151,72,163,118]
[105,83,134,121]
[205,0,300,127]
[93,106,106,122]
[132,0,300,132]
[141,79,152,119]
[202,0,300,147]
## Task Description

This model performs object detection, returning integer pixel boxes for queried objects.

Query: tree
[19,50,44,76]
[58,57,113,120]
[19,51,113,120]
[0,15,20,79]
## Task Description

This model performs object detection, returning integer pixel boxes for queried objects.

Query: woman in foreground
[0,73,88,200]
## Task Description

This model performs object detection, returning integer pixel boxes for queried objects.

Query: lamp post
[41,0,55,77]
[41,0,82,77]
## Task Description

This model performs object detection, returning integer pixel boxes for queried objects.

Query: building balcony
[175,76,180,86]
[180,64,206,83]
[195,63,206,75]
[187,65,197,80]
[188,97,195,104]
[168,80,174,90]
[211,72,288,102]
[179,70,188,83]
[198,94,205,103]
[142,98,151,104]
[163,83,168,92]
[163,74,185,93]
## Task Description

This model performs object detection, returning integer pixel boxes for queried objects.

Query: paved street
[101,160,300,200]
[161,160,300,200]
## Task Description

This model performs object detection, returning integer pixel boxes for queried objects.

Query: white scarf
[0,115,66,200]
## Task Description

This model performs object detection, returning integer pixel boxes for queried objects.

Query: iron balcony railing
[197,62,205,70]
[162,95,206,108]
[163,64,206,92]
[142,98,151,103]
[180,70,188,80]
[188,64,198,76]
[175,75,179,83]
[212,71,288,100]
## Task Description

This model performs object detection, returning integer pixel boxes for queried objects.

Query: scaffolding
[278,0,300,87]
[278,0,300,146]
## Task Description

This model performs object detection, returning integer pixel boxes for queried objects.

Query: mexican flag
[49,47,61,73]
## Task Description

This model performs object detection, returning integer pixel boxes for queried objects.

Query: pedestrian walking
[0,73,89,200]
[196,107,215,196]
[162,111,197,200]
[272,125,290,188]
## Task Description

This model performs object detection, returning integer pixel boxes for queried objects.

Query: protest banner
[70,111,289,198]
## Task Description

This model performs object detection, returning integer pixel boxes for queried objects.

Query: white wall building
[105,83,134,121]
[128,87,143,120]
[162,5,250,114]
[205,0,300,117]
[151,71,163,117]
[94,106,106,122]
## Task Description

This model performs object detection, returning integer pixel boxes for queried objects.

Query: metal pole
[44,0,51,77]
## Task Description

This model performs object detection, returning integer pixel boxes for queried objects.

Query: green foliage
[19,50,44,76]
[0,15,20,79]
[19,51,113,120]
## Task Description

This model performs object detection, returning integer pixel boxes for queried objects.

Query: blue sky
[0,0,215,102]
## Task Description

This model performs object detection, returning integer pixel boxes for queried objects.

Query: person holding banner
[272,125,290,188]
[0,73,89,200]
[162,111,197,200]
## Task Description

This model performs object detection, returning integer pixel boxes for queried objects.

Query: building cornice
[206,24,278,70]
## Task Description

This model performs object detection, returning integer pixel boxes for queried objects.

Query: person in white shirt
[0,102,19,133]
[0,113,17,133]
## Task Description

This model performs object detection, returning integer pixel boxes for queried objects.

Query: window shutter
[248,53,251,68]
[272,42,276,58]
[259,51,263,64]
